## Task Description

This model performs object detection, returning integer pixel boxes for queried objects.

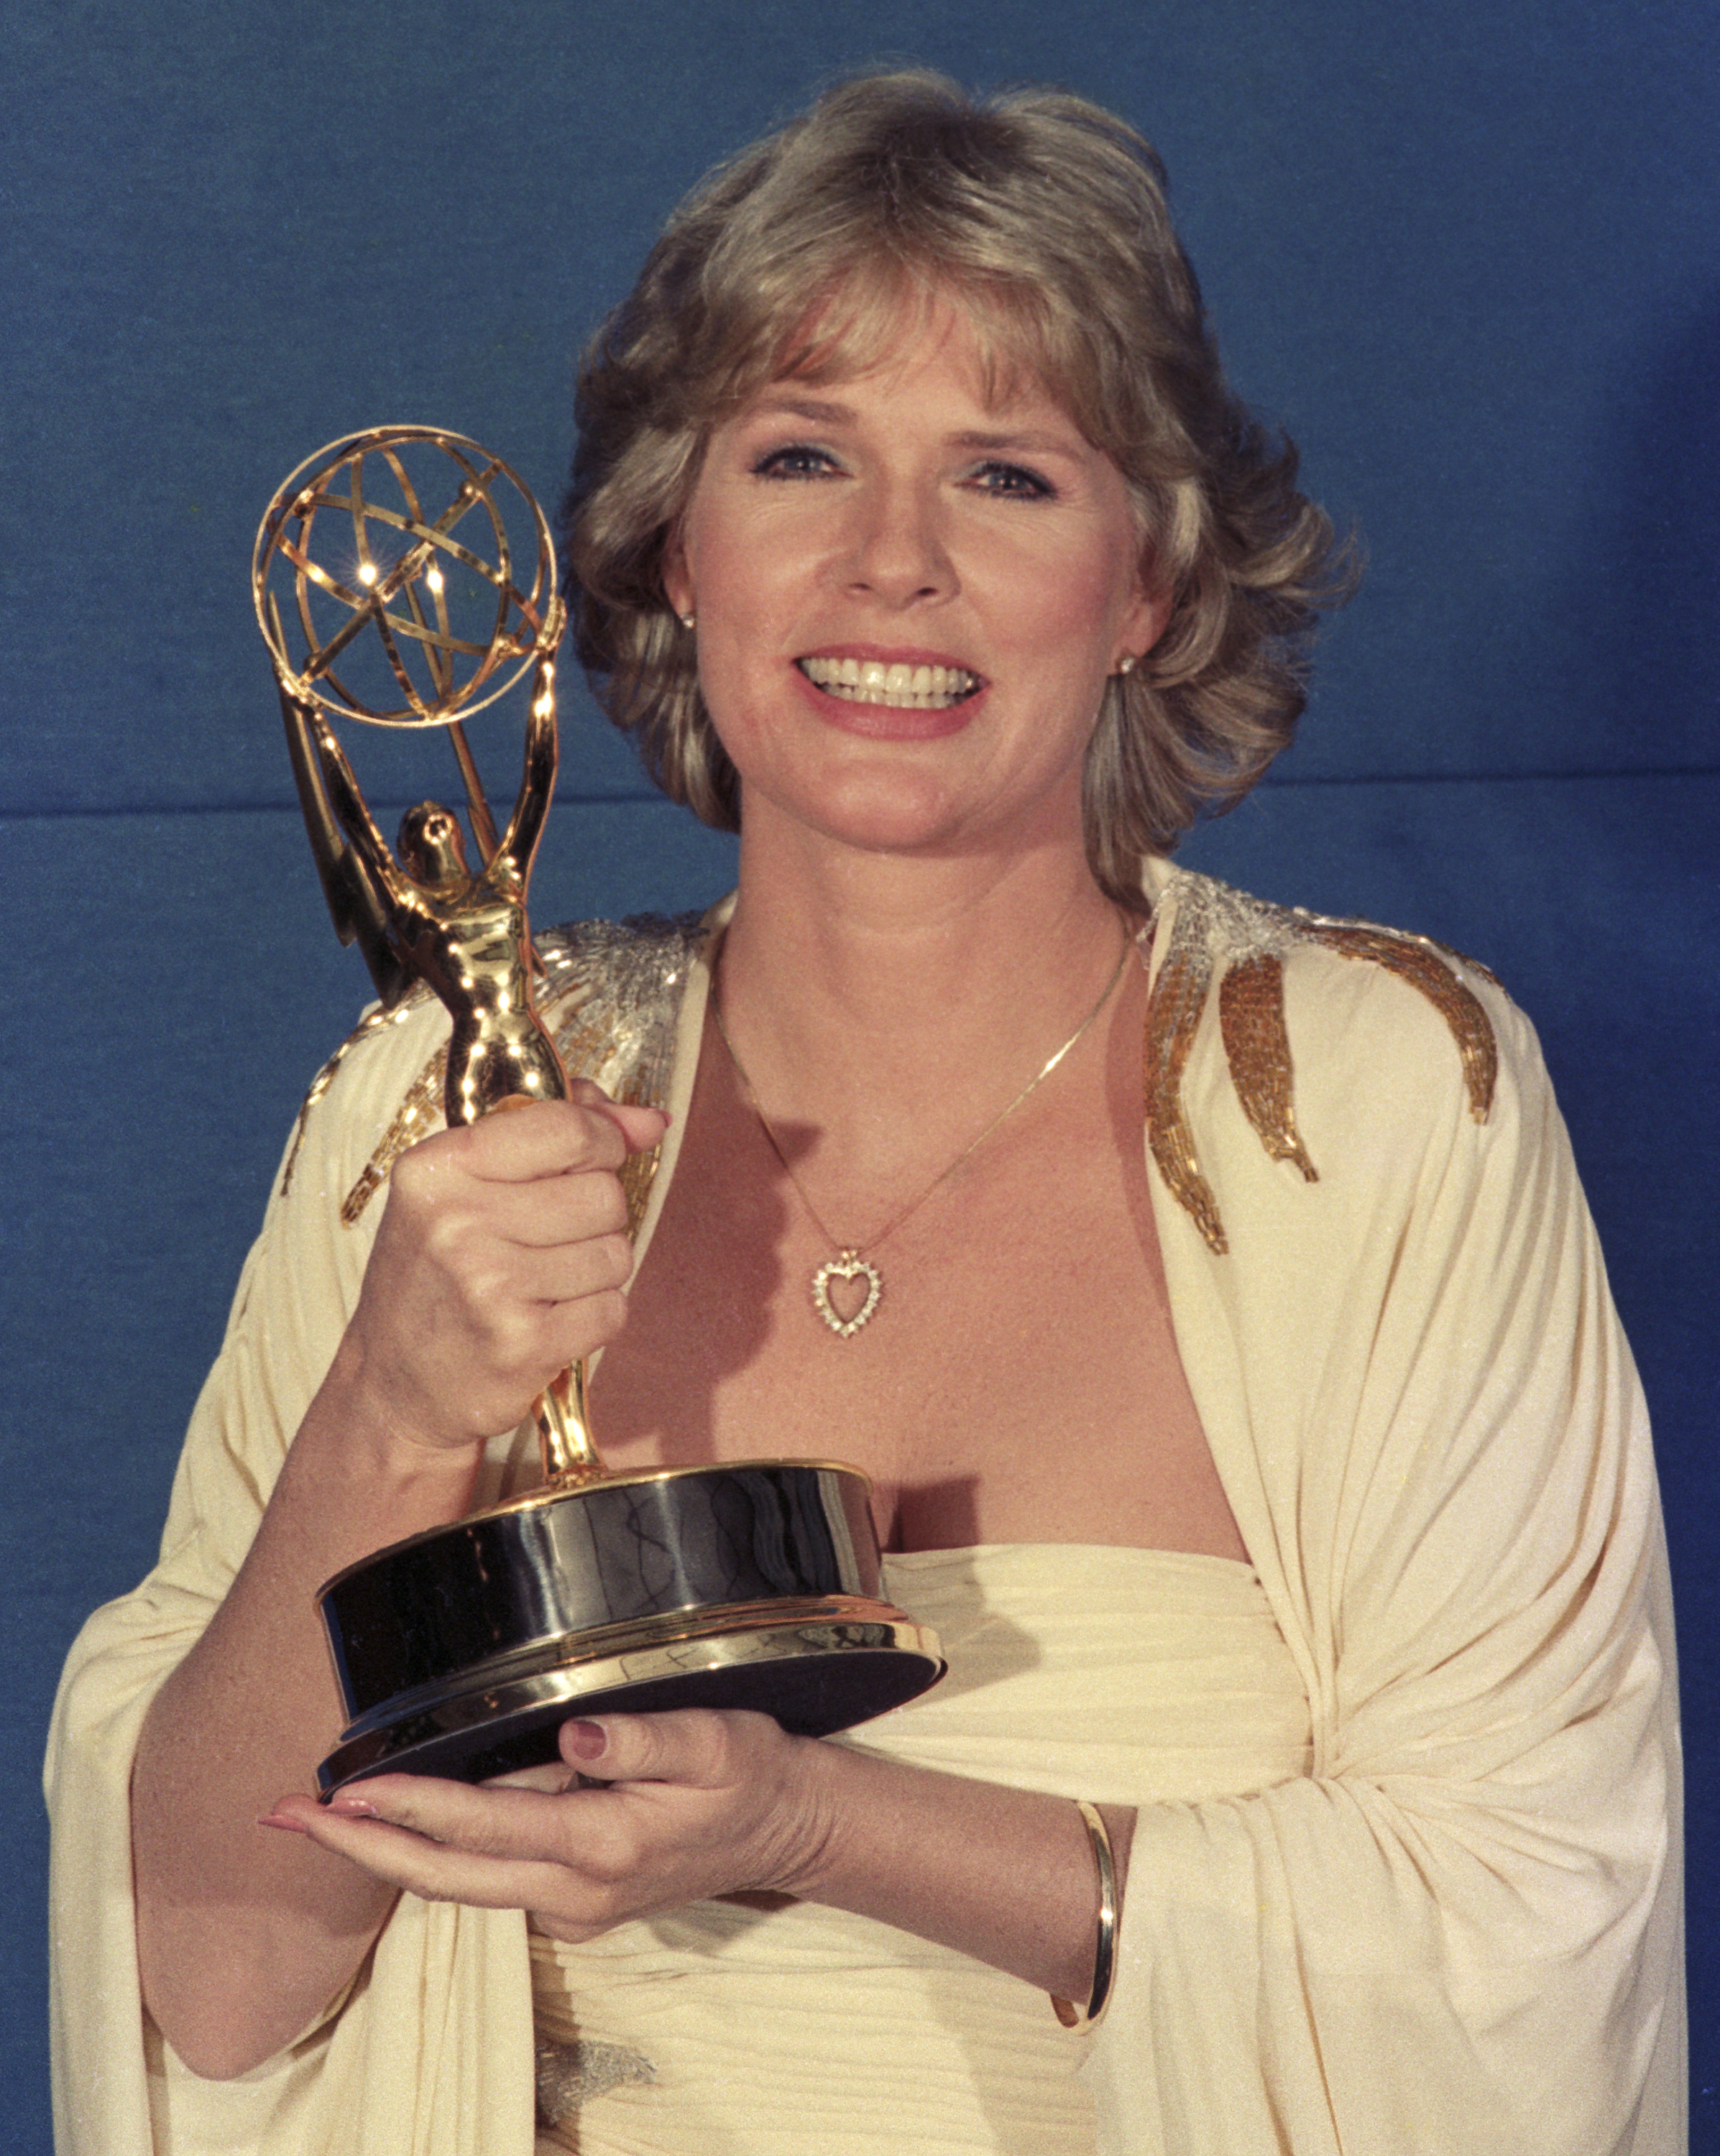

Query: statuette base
[318,1599,941,1792]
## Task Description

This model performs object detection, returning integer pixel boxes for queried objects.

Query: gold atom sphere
[253,426,561,728]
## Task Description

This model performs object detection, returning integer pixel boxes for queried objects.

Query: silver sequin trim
[323,912,707,1227]
[535,2035,656,2125]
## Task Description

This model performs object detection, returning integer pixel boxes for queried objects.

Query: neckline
[628,879,1179,1285]
[884,1542,1259,1576]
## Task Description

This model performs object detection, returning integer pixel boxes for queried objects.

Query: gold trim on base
[318,1605,944,1792]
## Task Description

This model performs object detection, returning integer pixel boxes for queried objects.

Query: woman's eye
[753,443,840,480]
[968,459,1056,500]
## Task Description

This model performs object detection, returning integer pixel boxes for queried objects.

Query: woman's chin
[741,770,961,860]
[751,773,1059,870]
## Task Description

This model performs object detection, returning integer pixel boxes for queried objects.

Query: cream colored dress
[530,1545,1312,2153]
[45,864,1685,2155]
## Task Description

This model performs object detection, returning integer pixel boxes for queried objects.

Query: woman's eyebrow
[745,399,1082,460]
[746,394,857,426]
[951,428,1082,457]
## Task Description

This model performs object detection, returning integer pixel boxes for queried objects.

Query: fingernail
[323,1792,380,1817]
[258,1810,309,1834]
[564,1719,607,1761]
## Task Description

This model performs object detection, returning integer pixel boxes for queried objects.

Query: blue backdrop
[5,2,1716,2148]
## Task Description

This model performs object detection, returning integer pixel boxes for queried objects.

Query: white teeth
[798,657,980,709]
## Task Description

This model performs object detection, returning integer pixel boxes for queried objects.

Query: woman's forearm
[792,1741,1132,2007]
[276,1709,1131,2024]
[131,1347,485,2081]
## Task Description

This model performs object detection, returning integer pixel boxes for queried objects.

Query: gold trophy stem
[538,1362,605,1487]
[259,431,600,1497]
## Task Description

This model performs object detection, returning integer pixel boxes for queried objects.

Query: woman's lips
[796,655,983,711]
[791,653,987,740]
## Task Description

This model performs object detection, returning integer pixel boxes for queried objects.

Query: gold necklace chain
[710,929,1137,1337]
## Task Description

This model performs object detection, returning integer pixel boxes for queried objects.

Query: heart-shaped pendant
[811,1250,883,1337]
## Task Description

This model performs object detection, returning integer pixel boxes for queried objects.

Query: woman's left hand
[262,1710,834,1942]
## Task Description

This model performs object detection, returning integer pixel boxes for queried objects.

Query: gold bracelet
[1051,1800,1117,2031]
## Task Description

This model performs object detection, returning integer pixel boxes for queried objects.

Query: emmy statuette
[254,428,944,1795]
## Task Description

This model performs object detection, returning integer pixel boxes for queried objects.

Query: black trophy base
[317,1595,942,1793]
[314,1460,947,1796]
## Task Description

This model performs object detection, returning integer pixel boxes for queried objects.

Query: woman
[49,72,1682,2156]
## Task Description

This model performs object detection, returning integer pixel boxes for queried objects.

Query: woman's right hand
[333,1083,669,1455]
[136,1087,668,2081]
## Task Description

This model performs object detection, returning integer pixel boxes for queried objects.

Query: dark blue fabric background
[5,3,1715,2147]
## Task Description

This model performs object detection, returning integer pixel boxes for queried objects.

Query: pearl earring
[679,612,696,632]
[1115,654,1136,676]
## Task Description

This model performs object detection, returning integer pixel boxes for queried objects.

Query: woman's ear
[1118,568,1174,670]
[661,527,694,622]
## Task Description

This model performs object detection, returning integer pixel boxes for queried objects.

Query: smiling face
[663,301,1166,875]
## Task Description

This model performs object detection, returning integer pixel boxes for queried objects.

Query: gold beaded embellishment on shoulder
[1293,918,1498,1121]
[1144,870,1500,1255]
[1218,952,1320,1182]
[278,985,436,1201]
[339,1045,447,1224]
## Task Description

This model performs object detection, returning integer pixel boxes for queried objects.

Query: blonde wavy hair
[561,70,1353,905]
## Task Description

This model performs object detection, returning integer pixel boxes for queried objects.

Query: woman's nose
[842,479,957,607]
